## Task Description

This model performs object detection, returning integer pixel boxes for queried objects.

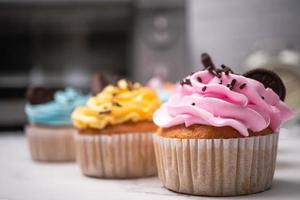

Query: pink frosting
[153,70,293,136]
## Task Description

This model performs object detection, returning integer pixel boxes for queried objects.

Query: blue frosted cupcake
[147,77,175,102]
[25,87,89,162]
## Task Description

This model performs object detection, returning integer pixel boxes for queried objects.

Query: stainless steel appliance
[0,0,187,129]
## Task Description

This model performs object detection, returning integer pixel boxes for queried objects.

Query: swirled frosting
[25,88,89,126]
[153,70,293,136]
[71,79,161,130]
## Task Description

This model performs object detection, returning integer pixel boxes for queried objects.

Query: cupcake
[71,79,161,178]
[25,87,89,162]
[147,77,175,102]
[153,53,293,196]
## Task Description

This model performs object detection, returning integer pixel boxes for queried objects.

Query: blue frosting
[25,88,89,126]
[155,88,172,102]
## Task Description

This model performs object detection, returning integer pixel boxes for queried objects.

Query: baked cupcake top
[71,79,161,130]
[25,87,89,126]
[153,54,293,137]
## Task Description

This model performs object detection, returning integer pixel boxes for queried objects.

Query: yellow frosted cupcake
[71,79,161,178]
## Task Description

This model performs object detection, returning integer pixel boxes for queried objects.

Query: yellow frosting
[71,79,161,130]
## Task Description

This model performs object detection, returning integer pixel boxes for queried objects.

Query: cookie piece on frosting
[90,72,110,96]
[244,68,286,101]
[26,86,55,105]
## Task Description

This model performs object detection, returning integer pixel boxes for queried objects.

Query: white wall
[187,0,300,72]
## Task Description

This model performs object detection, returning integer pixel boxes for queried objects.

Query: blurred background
[0,0,299,130]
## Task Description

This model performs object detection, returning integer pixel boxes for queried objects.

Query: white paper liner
[75,132,157,178]
[154,133,279,196]
[25,125,76,161]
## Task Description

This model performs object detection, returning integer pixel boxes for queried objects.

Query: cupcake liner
[75,132,157,178]
[154,133,279,196]
[25,125,76,161]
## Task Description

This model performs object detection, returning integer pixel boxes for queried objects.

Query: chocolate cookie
[90,73,110,95]
[244,69,286,101]
[26,86,55,105]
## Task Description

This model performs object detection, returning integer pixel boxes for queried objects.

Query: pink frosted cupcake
[153,53,293,196]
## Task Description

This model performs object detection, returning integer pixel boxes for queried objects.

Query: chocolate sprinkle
[225,79,237,90]
[239,83,247,89]
[221,64,233,75]
[112,101,122,107]
[261,96,265,100]
[202,86,207,92]
[197,77,202,82]
[215,69,222,78]
[198,54,235,79]
[231,79,237,88]
[207,66,215,75]
[219,80,223,84]
[126,80,134,90]
[191,102,196,106]
[99,110,111,115]
[180,78,192,86]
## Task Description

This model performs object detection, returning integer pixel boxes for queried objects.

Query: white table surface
[0,131,299,200]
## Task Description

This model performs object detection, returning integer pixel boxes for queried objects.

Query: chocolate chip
[197,77,202,82]
[261,96,265,100]
[244,69,286,101]
[26,86,55,105]
[219,80,223,84]
[239,83,247,89]
[202,86,207,92]
[191,102,196,106]
[201,53,215,69]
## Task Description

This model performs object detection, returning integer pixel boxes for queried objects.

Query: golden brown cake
[157,125,273,139]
